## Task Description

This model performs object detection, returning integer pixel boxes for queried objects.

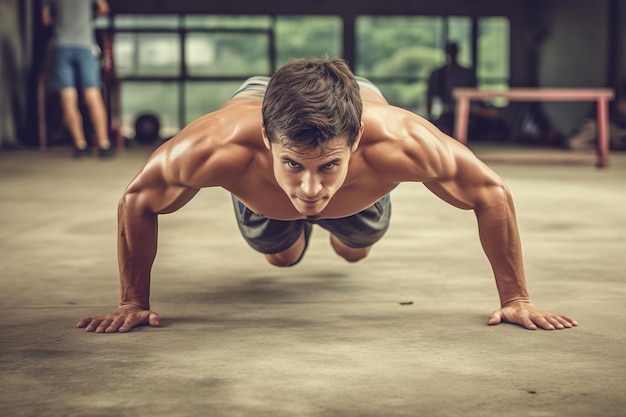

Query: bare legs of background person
[59,87,112,157]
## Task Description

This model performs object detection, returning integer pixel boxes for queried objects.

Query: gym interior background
[1,2,626,416]
[1,0,625,148]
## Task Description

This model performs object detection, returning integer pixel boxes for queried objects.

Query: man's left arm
[471,180,576,330]
[421,139,577,330]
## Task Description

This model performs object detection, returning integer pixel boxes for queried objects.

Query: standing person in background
[427,42,505,140]
[42,0,114,158]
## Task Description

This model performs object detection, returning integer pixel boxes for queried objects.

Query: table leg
[595,98,609,168]
[454,98,470,145]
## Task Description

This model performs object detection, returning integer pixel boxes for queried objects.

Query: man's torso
[46,0,96,48]
[160,89,443,221]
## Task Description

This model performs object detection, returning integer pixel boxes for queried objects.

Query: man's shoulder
[160,102,264,185]
[184,100,263,144]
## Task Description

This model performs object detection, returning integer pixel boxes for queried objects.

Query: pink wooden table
[452,88,614,168]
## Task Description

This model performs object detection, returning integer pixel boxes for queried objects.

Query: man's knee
[264,231,307,267]
[265,252,300,267]
[330,235,370,263]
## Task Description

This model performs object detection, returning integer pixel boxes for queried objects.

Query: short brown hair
[262,57,362,151]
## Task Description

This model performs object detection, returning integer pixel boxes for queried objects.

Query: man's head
[445,42,459,63]
[261,57,364,216]
[262,56,363,151]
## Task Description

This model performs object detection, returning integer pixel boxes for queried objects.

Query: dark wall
[106,0,525,16]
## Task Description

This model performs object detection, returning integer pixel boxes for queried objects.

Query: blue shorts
[50,46,101,90]
[232,195,392,261]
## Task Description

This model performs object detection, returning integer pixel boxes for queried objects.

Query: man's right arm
[77,143,201,333]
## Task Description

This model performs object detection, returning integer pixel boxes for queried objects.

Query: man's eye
[322,162,336,169]
[287,161,300,168]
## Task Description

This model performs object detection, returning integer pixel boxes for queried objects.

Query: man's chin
[293,200,326,216]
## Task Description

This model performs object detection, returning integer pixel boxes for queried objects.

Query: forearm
[117,195,157,310]
[475,185,530,306]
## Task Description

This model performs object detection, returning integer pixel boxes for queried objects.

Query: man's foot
[73,146,90,158]
[98,146,115,158]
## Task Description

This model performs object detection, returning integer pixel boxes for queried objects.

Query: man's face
[263,129,362,217]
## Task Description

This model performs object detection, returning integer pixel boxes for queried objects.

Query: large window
[97,14,507,139]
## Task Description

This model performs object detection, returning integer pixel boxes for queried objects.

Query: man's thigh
[231,194,306,254]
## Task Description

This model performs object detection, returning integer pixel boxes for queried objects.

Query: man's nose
[300,171,322,197]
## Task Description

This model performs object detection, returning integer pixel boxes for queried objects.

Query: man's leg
[59,87,88,150]
[83,87,112,151]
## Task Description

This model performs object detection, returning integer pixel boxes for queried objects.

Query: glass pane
[114,15,180,29]
[477,17,510,80]
[185,33,270,76]
[94,16,109,29]
[114,33,182,77]
[184,15,272,29]
[356,16,443,78]
[119,82,180,139]
[113,33,181,76]
[275,16,342,66]
[184,81,243,124]
[112,33,136,77]
[447,16,472,67]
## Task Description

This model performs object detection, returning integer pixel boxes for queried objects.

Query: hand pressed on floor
[77,304,160,333]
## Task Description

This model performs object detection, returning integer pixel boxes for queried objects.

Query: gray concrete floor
[1,145,625,417]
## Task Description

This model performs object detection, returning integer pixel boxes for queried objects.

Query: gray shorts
[231,75,384,100]
[232,195,391,258]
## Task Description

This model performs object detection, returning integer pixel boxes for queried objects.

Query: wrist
[119,301,150,310]
[501,297,531,308]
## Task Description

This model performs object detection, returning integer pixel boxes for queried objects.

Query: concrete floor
[1,145,625,417]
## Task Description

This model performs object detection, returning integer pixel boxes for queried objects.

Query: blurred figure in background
[567,81,626,151]
[427,42,507,141]
[0,0,24,150]
[42,0,113,157]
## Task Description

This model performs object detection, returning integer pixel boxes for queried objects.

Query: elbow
[118,190,151,219]
[118,192,133,219]
[475,181,513,212]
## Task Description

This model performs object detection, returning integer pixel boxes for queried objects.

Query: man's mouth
[300,198,319,204]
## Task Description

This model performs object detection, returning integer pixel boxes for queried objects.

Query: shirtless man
[77,57,577,333]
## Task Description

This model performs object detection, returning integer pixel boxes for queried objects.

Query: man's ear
[261,125,271,150]
[351,123,364,152]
